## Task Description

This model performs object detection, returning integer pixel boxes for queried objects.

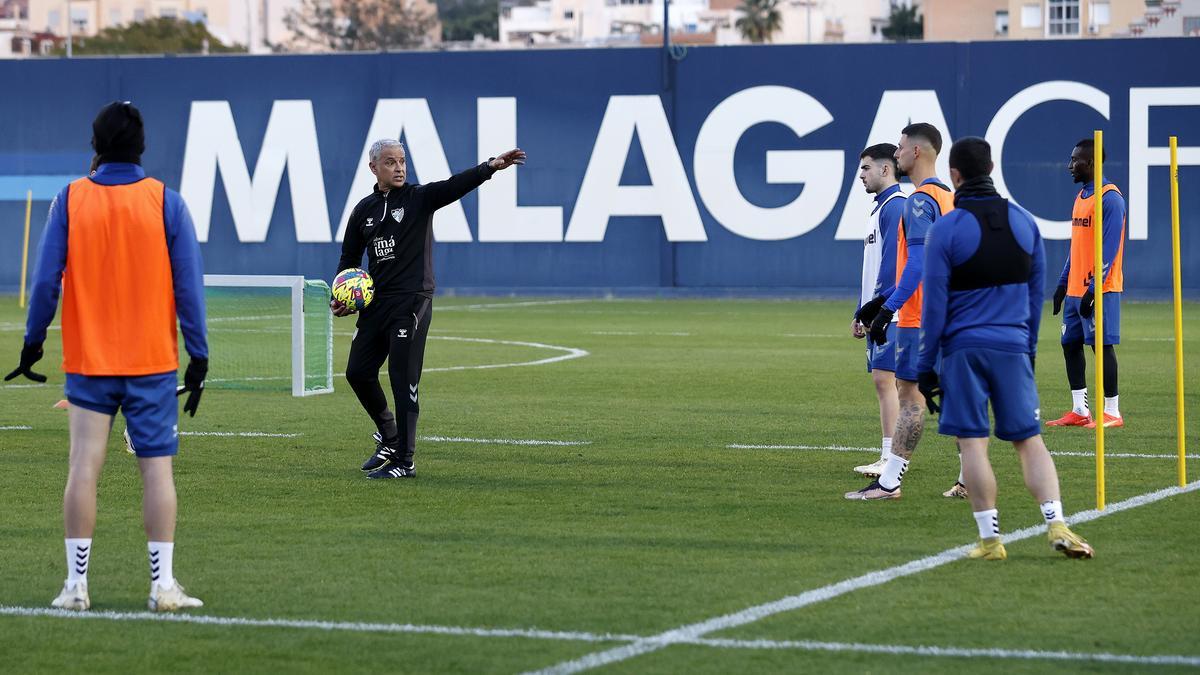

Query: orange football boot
[1045,411,1092,427]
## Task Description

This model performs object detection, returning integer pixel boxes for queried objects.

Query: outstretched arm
[421,149,527,211]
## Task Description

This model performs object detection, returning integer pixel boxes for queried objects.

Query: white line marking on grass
[205,314,291,323]
[420,435,591,447]
[1,382,47,389]
[728,444,1200,461]
[0,323,59,332]
[424,337,589,373]
[728,444,877,453]
[1051,450,1200,460]
[180,431,301,438]
[687,637,1200,667]
[778,333,842,339]
[0,606,1193,668]
[0,425,32,430]
[205,336,589,385]
[527,480,1200,675]
[0,606,640,643]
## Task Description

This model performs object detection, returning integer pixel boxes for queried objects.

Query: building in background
[924,0,1200,40]
[498,0,908,46]
[24,0,439,53]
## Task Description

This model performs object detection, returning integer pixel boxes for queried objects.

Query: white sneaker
[853,457,888,477]
[51,581,90,611]
[148,581,204,611]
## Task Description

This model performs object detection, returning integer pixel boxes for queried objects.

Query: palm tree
[736,0,783,43]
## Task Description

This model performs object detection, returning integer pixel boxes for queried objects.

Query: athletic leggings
[345,294,432,461]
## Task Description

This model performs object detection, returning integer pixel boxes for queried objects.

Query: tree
[56,18,243,55]
[436,0,497,42]
[881,2,923,41]
[284,0,437,51]
[736,0,782,44]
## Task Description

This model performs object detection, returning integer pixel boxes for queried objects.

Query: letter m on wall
[180,101,331,243]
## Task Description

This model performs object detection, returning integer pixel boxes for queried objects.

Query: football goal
[202,275,333,396]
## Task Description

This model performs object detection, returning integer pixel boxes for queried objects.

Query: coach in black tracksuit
[333,139,526,479]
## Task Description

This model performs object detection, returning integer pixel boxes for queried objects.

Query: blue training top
[918,197,1045,374]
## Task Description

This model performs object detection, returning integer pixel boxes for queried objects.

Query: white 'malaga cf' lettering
[177,85,1199,245]
[180,100,331,243]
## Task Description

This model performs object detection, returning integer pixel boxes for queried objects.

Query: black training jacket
[337,162,496,298]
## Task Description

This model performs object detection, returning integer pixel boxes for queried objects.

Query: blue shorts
[938,349,1041,441]
[866,334,896,373]
[894,326,922,382]
[65,372,179,457]
[1062,293,1121,346]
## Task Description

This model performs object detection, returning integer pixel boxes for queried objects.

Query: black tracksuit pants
[345,293,432,462]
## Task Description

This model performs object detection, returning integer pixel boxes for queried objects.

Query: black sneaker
[367,462,416,479]
[361,432,399,472]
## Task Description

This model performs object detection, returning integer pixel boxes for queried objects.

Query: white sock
[148,542,175,590]
[957,453,964,484]
[1040,500,1065,524]
[1071,389,1089,415]
[973,509,1000,539]
[880,437,893,462]
[878,453,909,490]
[66,538,91,587]
[1104,395,1120,418]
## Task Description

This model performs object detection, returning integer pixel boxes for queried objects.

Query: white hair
[369,139,405,163]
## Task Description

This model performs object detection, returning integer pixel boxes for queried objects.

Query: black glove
[855,295,887,324]
[868,308,895,345]
[4,341,47,383]
[1078,287,1095,319]
[918,370,943,414]
[1052,285,1067,316]
[176,357,208,417]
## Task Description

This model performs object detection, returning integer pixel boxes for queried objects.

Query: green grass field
[1,294,1198,673]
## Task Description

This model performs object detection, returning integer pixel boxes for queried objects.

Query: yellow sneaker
[51,581,90,611]
[967,537,1007,560]
[1048,523,1094,559]
[148,581,204,611]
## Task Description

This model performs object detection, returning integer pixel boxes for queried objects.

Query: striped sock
[149,542,175,590]
[973,509,1000,539]
[66,538,91,587]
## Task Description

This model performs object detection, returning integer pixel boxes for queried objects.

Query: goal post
[202,274,334,397]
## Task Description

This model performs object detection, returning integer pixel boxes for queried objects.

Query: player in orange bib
[1045,139,1127,429]
[850,123,962,501]
[6,102,208,612]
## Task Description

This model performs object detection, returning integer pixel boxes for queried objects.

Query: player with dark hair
[917,136,1093,560]
[6,101,210,610]
[850,143,905,478]
[334,140,526,479]
[1045,138,1127,429]
[849,122,962,500]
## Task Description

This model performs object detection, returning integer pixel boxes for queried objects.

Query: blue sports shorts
[866,334,896,373]
[1061,292,1121,346]
[938,348,1041,442]
[894,326,923,382]
[65,372,179,457]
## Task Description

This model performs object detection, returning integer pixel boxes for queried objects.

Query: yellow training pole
[1170,136,1187,486]
[19,190,32,309]
[1093,130,1106,511]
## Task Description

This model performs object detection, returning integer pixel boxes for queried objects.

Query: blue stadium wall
[1,39,1198,296]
